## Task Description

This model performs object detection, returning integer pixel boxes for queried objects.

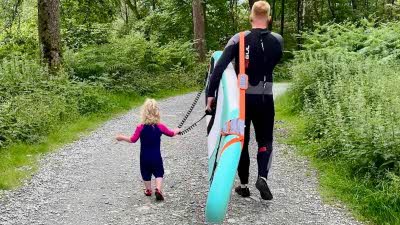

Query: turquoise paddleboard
[205,51,242,224]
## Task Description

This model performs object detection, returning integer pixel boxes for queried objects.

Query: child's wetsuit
[130,123,176,181]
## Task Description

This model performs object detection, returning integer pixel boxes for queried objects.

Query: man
[206,1,283,200]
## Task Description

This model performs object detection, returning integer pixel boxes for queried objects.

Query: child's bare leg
[144,180,152,190]
[155,177,163,191]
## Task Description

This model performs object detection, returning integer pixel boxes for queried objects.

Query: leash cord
[178,113,206,135]
[177,86,205,129]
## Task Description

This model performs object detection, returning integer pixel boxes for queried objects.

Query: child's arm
[116,124,144,143]
[158,123,180,137]
[116,134,132,143]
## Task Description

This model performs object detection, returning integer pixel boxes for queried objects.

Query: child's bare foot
[144,189,152,196]
[155,188,164,201]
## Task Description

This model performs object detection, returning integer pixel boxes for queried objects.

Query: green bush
[302,20,400,62]
[288,21,400,224]
[62,23,111,50]
[0,34,202,150]
[0,58,112,149]
[293,50,400,179]
[64,33,200,94]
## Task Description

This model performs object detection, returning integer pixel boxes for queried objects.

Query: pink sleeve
[158,123,176,137]
[130,124,144,143]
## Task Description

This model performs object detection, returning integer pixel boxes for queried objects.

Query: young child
[116,98,179,201]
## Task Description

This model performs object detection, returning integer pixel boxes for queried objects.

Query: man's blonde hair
[141,98,160,125]
[250,1,271,22]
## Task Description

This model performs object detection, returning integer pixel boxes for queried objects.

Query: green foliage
[132,1,193,45]
[382,1,400,21]
[0,31,202,150]
[65,33,201,95]
[62,23,111,50]
[276,96,400,225]
[273,62,292,81]
[0,33,38,60]
[60,0,118,50]
[0,58,112,149]
[205,0,249,49]
[288,21,400,224]
[117,0,250,50]
[61,0,117,25]
[302,21,400,61]
[0,0,38,60]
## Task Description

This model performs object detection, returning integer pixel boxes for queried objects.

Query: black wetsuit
[207,29,283,184]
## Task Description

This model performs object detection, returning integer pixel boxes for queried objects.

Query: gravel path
[0,83,362,225]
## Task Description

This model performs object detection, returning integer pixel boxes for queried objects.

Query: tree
[125,0,142,19]
[297,0,305,48]
[351,0,357,10]
[297,0,302,34]
[230,0,239,32]
[38,0,61,70]
[270,0,277,30]
[192,0,206,61]
[280,0,285,35]
[328,0,336,19]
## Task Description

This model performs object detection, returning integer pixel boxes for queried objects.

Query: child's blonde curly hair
[141,98,160,125]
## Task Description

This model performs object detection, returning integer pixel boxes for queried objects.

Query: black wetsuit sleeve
[207,34,240,97]
[271,32,284,53]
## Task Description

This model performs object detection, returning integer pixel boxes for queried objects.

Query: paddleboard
[205,51,242,224]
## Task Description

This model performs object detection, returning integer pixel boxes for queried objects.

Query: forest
[1,0,400,224]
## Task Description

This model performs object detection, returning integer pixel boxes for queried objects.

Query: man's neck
[252,25,267,29]
[251,21,268,29]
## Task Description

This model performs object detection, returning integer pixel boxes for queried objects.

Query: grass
[0,87,197,190]
[275,92,400,225]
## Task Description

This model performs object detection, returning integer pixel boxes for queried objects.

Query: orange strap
[220,32,248,155]
[239,32,247,122]
[238,32,247,147]
[239,32,245,75]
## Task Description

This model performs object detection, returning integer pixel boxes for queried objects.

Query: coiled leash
[177,86,205,130]
[178,113,207,135]
[177,73,208,135]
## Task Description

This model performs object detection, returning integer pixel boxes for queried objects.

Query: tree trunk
[230,0,236,32]
[297,0,305,32]
[328,0,336,19]
[126,0,141,19]
[229,0,239,32]
[249,0,256,9]
[6,0,23,32]
[280,0,285,35]
[302,0,306,29]
[269,0,276,30]
[192,0,206,61]
[297,0,301,33]
[351,0,357,10]
[297,0,304,49]
[313,0,321,22]
[122,1,129,24]
[38,0,61,71]
[152,0,156,10]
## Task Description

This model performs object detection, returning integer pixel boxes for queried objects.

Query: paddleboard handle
[221,118,245,137]
[238,74,248,90]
